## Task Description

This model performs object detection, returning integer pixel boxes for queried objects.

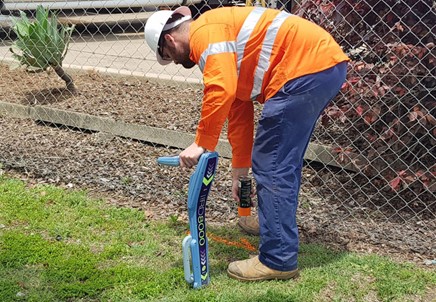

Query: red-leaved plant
[295,0,435,213]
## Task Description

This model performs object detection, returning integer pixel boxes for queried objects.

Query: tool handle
[157,156,180,167]
[182,235,194,284]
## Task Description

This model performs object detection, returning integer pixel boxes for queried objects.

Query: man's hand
[231,167,250,202]
[179,142,205,168]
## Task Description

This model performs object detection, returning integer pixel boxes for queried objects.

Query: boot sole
[239,229,260,236]
[227,269,299,282]
[237,223,260,236]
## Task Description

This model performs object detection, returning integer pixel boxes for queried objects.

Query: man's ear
[164,34,176,48]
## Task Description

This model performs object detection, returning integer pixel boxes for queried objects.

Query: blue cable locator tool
[157,152,219,289]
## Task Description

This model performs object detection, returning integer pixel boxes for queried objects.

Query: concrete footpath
[0,12,203,84]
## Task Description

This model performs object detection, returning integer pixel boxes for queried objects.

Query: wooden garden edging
[0,100,362,172]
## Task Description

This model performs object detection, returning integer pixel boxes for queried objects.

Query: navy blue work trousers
[252,62,348,271]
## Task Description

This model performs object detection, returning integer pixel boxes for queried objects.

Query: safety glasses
[158,37,172,61]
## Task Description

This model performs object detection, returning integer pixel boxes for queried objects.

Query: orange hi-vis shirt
[189,7,349,168]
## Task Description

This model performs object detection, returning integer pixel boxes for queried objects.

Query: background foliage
[296,0,435,211]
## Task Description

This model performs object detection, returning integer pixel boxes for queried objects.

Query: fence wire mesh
[0,0,434,260]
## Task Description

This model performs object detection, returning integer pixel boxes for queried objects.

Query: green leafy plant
[10,5,76,92]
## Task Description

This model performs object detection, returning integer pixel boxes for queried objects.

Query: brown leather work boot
[237,216,260,235]
[227,256,299,281]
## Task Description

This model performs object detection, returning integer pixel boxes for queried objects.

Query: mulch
[0,63,434,266]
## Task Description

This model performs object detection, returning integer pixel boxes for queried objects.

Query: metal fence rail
[0,0,434,258]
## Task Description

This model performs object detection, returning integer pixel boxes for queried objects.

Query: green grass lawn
[0,175,434,302]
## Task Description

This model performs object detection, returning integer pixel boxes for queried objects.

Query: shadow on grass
[168,223,348,278]
[298,243,347,270]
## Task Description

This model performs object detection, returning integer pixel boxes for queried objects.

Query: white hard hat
[144,6,192,65]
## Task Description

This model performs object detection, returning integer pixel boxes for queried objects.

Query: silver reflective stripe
[251,11,291,100]
[199,41,236,72]
[236,7,266,73]
[198,9,292,100]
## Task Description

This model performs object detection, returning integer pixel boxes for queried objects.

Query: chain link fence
[0,0,434,260]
